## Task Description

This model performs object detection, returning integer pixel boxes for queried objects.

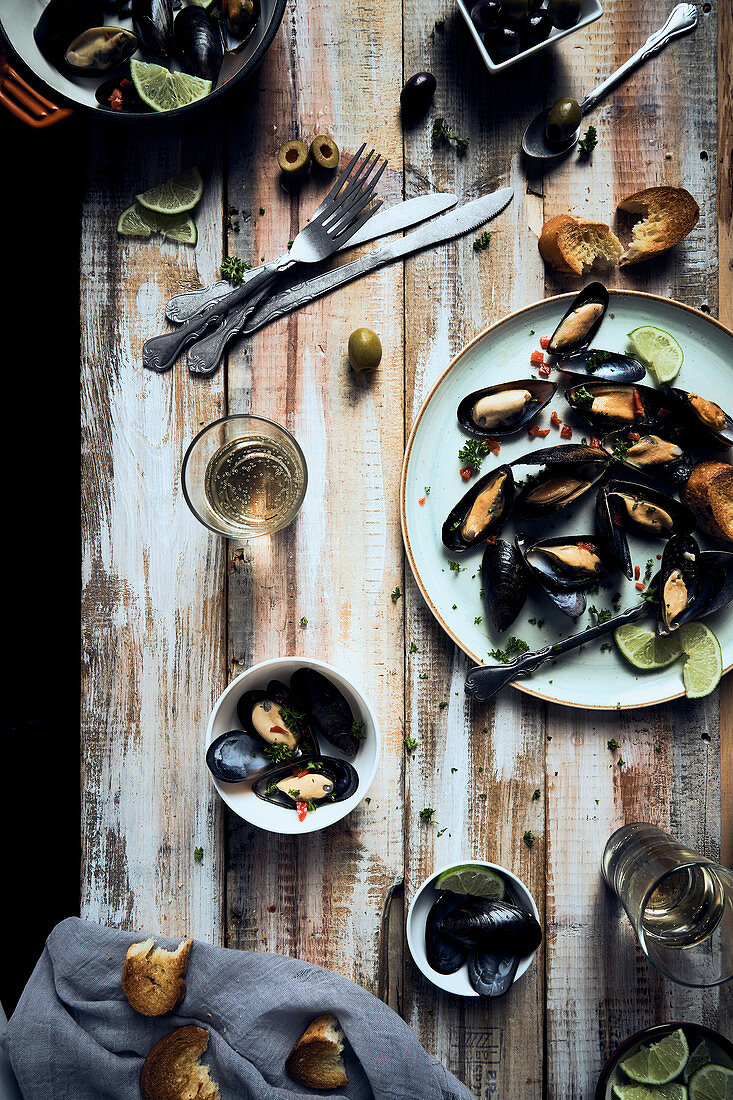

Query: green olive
[547,0,581,28]
[310,135,340,170]
[348,328,382,373]
[277,140,309,176]
[545,97,582,148]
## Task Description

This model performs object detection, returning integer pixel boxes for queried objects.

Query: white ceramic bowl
[206,657,381,834]
[457,0,603,74]
[406,860,541,996]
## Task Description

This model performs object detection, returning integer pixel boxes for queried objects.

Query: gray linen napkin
[2,918,473,1100]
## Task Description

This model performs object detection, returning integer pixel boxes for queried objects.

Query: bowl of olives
[458,0,603,73]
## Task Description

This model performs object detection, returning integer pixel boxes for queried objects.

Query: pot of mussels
[205,657,381,834]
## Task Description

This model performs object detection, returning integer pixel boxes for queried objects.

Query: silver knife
[186,187,513,375]
[166,192,459,324]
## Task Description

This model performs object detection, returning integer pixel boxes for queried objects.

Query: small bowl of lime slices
[596,1022,733,1100]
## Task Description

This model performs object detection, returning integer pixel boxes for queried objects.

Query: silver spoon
[521,3,698,162]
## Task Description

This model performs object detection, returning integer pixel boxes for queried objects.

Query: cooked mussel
[290,668,364,756]
[481,538,528,631]
[206,729,272,783]
[227,0,260,37]
[468,950,521,998]
[34,0,105,65]
[442,465,514,551]
[596,480,694,581]
[457,379,556,438]
[566,381,656,431]
[602,428,693,486]
[512,444,606,521]
[425,892,469,975]
[555,349,646,383]
[439,897,542,956]
[64,26,138,74]
[657,534,704,635]
[546,283,608,356]
[132,0,173,59]
[517,532,611,617]
[236,680,318,762]
[663,385,733,451]
[173,6,224,82]
[252,756,359,811]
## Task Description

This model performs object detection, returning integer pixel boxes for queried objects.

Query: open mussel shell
[173,6,225,82]
[517,533,611,617]
[132,0,173,59]
[34,0,105,65]
[252,756,359,810]
[602,428,693,487]
[512,445,606,522]
[425,892,469,975]
[657,533,703,635]
[481,538,528,632]
[456,379,556,439]
[555,349,646,383]
[442,465,514,551]
[468,951,521,998]
[206,730,271,783]
[546,282,608,357]
[290,668,363,756]
[236,680,318,760]
[695,550,733,619]
[596,480,695,581]
[663,386,733,450]
[565,381,658,432]
[64,26,138,74]
[438,897,542,956]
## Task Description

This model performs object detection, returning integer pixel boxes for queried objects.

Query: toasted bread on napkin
[285,1013,348,1090]
[122,937,192,1016]
[140,1025,220,1100]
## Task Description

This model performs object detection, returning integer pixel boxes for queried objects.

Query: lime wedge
[117,202,197,245]
[614,624,683,671]
[613,1086,688,1100]
[435,864,506,900]
[685,1044,712,1085]
[130,60,212,115]
[136,166,204,215]
[117,202,154,238]
[679,623,722,699]
[627,326,684,384]
[620,1029,690,1086]
[689,1064,733,1100]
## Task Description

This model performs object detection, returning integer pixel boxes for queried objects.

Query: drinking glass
[181,414,308,539]
[602,823,733,987]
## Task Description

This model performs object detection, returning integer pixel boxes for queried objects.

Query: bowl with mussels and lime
[596,1022,733,1100]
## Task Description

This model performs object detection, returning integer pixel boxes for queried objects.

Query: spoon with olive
[521,3,698,163]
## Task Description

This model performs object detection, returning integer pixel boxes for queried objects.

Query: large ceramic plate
[401,291,733,710]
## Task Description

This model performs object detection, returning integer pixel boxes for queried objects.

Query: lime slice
[136,166,204,215]
[130,60,212,115]
[620,1029,690,1086]
[613,1086,688,1100]
[679,623,722,699]
[685,1044,712,1085]
[627,326,684,384]
[689,1064,733,1100]
[614,625,683,671]
[117,202,197,245]
[158,215,197,244]
[116,202,154,238]
[434,864,506,900]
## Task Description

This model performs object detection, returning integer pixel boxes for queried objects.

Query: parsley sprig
[432,117,469,157]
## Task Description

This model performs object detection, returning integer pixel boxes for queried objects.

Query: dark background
[0,107,84,1013]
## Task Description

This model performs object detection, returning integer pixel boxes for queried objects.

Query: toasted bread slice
[539,214,623,276]
[122,938,192,1017]
[618,186,699,265]
[682,460,733,545]
[285,1013,348,1090]
[140,1026,220,1100]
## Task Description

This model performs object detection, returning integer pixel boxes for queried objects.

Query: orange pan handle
[0,52,72,128]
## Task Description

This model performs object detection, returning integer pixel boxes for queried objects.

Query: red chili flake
[657,553,662,560]
[530,350,544,366]
[486,438,501,455]
[632,389,645,418]
[577,541,598,553]
[590,436,602,448]
[550,411,562,428]
[460,466,473,480]
[538,363,552,377]
[418,496,426,506]
[634,565,641,580]
[540,336,551,350]
[120,77,131,87]
[627,431,641,442]
[635,582,645,591]
[560,424,573,439]
[296,801,308,822]
[657,406,672,419]
[528,425,550,438]
[486,535,497,545]
[270,725,288,734]
[613,511,623,527]
[295,768,309,779]
[109,88,123,110]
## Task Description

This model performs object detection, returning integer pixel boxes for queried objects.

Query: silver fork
[143,143,387,373]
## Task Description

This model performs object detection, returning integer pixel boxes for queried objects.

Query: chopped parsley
[473,231,492,252]
[474,615,482,625]
[404,736,418,751]
[263,742,296,765]
[221,256,251,285]
[488,636,529,663]
[420,806,436,823]
[432,116,469,157]
[299,616,308,627]
[523,830,535,849]
[578,125,598,156]
[457,437,493,472]
[438,700,448,709]
[532,789,541,801]
[351,720,366,741]
[589,605,613,626]
[391,586,402,604]
[193,846,204,863]
[573,385,595,408]
[409,641,419,653]
[448,560,464,573]
[607,738,619,751]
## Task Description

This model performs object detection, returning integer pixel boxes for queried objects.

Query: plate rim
[400,289,733,711]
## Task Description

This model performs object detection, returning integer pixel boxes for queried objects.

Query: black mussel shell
[469,950,521,997]
[663,386,733,451]
[523,9,552,45]
[206,729,271,783]
[132,0,173,59]
[439,898,542,955]
[517,532,610,617]
[252,756,359,810]
[290,668,363,756]
[602,427,693,487]
[555,350,646,384]
[173,6,224,82]
[695,550,733,619]
[481,538,528,631]
[657,534,702,635]
[34,0,105,65]
[485,25,522,62]
[595,487,633,580]
[457,379,556,439]
[64,26,138,74]
[236,680,318,759]
[425,892,469,975]
[511,442,607,468]
[566,381,657,432]
[512,446,606,522]
[547,283,608,357]
[95,72,147,110]
[442,465,514,551]
[600,480,694,541]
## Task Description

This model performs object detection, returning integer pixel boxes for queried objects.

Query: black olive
[471,0,502,32]
[485,24,522,62]
[547,0,581,28]
[400,71,437,117]
[524,9,552,45]
[500,0,531,23]
[545,97,582,146]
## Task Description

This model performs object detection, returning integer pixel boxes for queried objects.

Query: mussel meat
[290,667,364,756]
[555,349,646,383]
[517,533,611,617]
[252,756,359,812]
[206,729,271,783]
[173,6,224,82]
[596,480,694,581]
[442,465,514,551]
[546,283,608,357]
[34,0,105,65]
[566,381,656,431]
[425,892,469,975]
[657,534,707,635]
[481,538,528,631]
[64,26,138,74]
[132,0,173,59]
[439,897,542,956]
[457,379,556,439]
[227,0,260,38]
[663,385,733,451]
[236,680,318,762]
[602,429,693,486]
[512,444,606,522]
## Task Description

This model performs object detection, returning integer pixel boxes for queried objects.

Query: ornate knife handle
[464,603,649,704]
[579,4,698,116]
[186,275,277,375]
[166,280,252,324]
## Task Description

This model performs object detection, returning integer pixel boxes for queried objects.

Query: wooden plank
[222,2,407,993]
[81,122,226,941]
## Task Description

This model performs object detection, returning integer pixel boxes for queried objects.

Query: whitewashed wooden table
[80,0,733,1094]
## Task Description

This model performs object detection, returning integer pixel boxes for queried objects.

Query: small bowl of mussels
[206,657,380,834]
[407,860,542,998]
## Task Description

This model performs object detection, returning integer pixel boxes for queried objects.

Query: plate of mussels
[206,657,380,834]
[401,285,733,710]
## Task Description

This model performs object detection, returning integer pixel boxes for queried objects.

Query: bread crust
[122,938,193,1017]
[538,214,581,274]
[285,1013,348,1090]
[682,460,733,545]
[618,186,699,265]
[140,1026,220,1100]
[538,215,622,276]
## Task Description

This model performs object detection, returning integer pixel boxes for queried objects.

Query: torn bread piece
[285,1013,349,1090]
[617,186,699,265]
[140,1026,220,1100]
[538,214,623,276]
[682,460,733,546]
[122,937,193,1016]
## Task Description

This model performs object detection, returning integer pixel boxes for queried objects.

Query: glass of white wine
[181,414,307,539]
